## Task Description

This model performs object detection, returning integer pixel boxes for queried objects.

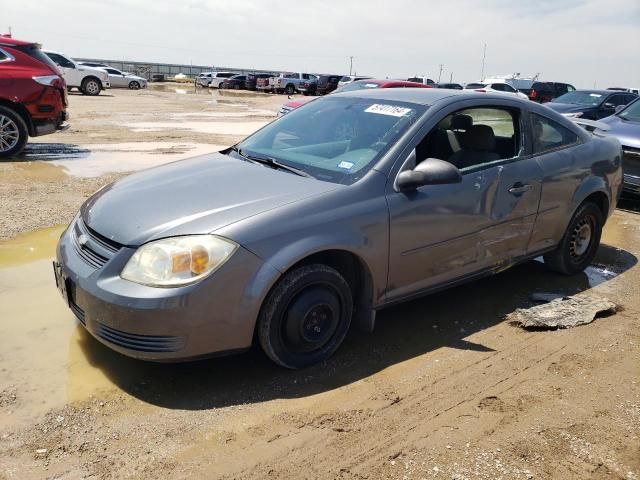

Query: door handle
[509,183,532,195]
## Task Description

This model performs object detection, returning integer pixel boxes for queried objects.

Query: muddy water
[126,121,269,136]
[9,142,226,178]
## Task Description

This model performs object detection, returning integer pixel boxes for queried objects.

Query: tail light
[531,89,537,99]
[33,75,64,88]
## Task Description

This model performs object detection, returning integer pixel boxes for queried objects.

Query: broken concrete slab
[508,294,617,330]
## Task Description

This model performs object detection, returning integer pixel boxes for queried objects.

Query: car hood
[599,115,640,149]
[81,153,339,246]
[78,65,109,80]
[545,102,597,114]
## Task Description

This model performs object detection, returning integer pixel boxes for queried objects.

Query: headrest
[466,125,496,151]
[450,114,473,131]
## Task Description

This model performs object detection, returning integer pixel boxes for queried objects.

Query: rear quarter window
[530,113,579,154]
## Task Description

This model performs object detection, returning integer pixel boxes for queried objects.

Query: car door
[385,101,542,302]
[105,68,125,87]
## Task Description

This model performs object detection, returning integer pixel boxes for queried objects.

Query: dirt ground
[0,86,639,480]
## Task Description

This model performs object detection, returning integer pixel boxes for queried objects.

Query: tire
[258,264,353,369]
[0,106,29,159]
[81,78,101,96]
[543,201,603,275]
[285,84,295,95]
[129,81,140,90]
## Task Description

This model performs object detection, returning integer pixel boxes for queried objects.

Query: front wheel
[129,81,140,89]
[81,78,101,96]
[543,201,603,275]
[258,264,353,369]
[0,106,28,159]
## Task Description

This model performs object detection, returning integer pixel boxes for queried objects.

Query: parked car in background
[298,78,319,96]
[437,83,463,90]
[207,72,236,89]
[337,75,371,88]
[44,51,110,95]
[0,35,68,158]
[608,87,640,95]
[246,73,275,91]
[99,67,147,89]
[54,89,622,368]
[599,97,640,194]
[407,76,436,87]
[315,75,343,95]
[464,81,528,99]
[221,75,247,90]
[196,72,215,87]
[278,79,429,115]
[269,72,318,95]
[256,75,272,92]
[546,90,638,120]
[527,81,576,103]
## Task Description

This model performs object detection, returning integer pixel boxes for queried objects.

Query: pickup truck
[44,50,110,95]
[268,72,318,95]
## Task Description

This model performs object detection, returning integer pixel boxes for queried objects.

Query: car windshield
[617,98,640,122]
[553,91,603,106]
[235,96,425,185]
[334,81,381,93]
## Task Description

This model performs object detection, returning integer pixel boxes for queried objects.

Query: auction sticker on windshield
[365,104,412,117]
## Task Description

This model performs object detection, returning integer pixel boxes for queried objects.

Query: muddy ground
[0,86,639,480]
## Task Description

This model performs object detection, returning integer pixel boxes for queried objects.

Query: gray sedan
[54,89,623,368]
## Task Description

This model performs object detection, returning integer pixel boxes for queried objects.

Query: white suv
[44,51,110,95]
[200,72,236,89]
[464,81,529,100]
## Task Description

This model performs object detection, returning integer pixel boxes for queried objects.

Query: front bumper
[55,217,280,361]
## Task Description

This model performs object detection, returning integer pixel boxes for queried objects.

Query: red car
[278,79,429,115]
[0,35,68,158]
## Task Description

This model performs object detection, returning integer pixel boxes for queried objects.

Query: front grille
[94,322,184,353]
[72,217,122,269]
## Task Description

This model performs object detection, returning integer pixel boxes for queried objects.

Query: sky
[1,0,639,88]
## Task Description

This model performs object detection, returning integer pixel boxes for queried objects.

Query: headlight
[562,112,583,118]
[121,235,238,287]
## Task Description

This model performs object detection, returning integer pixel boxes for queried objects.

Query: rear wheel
[0,106,28,159]
[81,78,101,96]
[285,84,295,95]
[258,264,353,369]
[543,201,603,275]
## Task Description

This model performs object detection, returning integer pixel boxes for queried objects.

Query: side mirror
[615,105,625,114]
[603,102,616,110]
[396,158,462,192]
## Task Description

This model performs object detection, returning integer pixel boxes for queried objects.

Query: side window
[624,94,636,105]
[530,113,579,154]
[414,107,519,171]
[608,95,627,107]
[105,68,120,75]
[48,54,74,68]
[285,73,297,79]
[0,50,9,62]
[491,83,505,91]
[502,84,516,93]
[567,85,576,92]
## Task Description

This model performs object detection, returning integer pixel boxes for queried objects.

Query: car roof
[0,35,33,47]
[572,89,619,95]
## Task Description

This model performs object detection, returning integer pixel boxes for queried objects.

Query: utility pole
[438,64,444,83]
[450,72,453,82]
[349,56,354,76]
[480,43,487,81]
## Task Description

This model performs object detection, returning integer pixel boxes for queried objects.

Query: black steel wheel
[544,201,603,275]
[258,264,353,369]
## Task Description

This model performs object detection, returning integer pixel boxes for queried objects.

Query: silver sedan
[100,67,147,89]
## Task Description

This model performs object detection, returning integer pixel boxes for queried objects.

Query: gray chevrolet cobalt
[54,89,623,368]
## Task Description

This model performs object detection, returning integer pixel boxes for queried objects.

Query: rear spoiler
[570,118,610,133]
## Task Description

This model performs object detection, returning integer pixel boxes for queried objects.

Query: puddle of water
[125,121,268,136]
[0,226,66,267]
[147,83,211,96]
[2,160,68,183]
[0,227,124,428]
[15,142,227,178]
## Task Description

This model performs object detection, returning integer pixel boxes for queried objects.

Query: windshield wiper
[233,147,313,178]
